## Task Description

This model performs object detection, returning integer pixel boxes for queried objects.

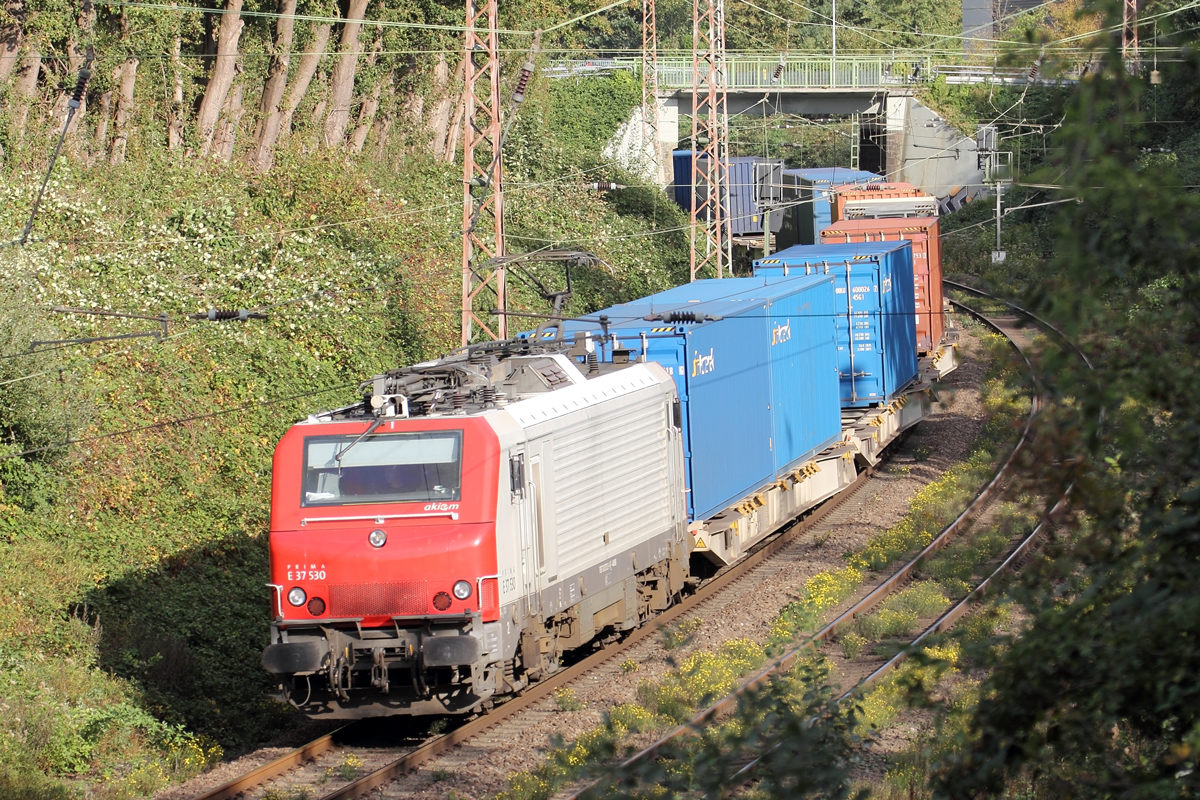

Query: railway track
[194,463,883,800]
[191,291,1043,800]
[560,286,1089,798]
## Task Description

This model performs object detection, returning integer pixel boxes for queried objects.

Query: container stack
[753,241,919,408]
[775,168,882,250]
[553,275,843,522]
[821,219,944,354]
[669,152,785,237]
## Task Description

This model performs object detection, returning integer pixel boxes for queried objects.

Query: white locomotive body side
[486,357,687,678]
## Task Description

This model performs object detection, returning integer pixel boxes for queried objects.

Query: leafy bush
[766,566,863,653]
[840,633,868,660]
[661,616,703,650]
[638,639,765,723]
[553,687,584,712]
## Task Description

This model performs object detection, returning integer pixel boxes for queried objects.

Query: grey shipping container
[672,154,786,237]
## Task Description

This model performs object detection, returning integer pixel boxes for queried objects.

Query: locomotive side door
[511,449,538,602]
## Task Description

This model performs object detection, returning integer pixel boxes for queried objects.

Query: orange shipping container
[820,217,945,352]
[831,182,924,223]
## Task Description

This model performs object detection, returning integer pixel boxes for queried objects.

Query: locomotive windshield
[301,431,463,506]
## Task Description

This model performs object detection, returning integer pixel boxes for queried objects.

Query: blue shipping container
[778,168,881,249]
[670,153,785,237]
[547,275,841,522]
[754,241,918,407]
[672,150,692,210]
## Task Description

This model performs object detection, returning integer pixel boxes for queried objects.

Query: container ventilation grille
[329,581,427,616]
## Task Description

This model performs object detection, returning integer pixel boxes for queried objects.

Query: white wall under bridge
[603,90,985,210]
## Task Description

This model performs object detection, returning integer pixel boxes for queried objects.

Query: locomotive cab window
[302,431,463,506]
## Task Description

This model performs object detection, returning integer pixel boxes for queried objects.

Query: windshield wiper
[335,418,383,466]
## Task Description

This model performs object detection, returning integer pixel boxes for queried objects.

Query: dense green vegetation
[3,0,1200,791]
[0,62,689,793]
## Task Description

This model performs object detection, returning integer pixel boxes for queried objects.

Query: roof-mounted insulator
[642,311,723,324]
[190,309,269,321]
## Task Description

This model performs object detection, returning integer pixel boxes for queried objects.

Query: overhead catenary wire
[0,382,358,463]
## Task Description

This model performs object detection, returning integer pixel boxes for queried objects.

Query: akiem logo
[771,320,792,346]
[691,348,716,377]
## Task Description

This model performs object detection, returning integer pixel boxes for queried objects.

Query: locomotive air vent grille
[330,581,428,617]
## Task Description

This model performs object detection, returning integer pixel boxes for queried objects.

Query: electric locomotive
[262,339,687,717]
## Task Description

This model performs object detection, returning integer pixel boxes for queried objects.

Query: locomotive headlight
[453,580,472,601]
[287,587,306,607]
[368,529,387,548]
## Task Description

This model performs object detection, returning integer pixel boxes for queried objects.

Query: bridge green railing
[654,55,936,90]
[544,55,1065,89]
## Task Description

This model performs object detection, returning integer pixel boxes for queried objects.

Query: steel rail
[567,299,1044,800]
[318,466,879,799]
[725,484,1066,790]
[192,727,351,800]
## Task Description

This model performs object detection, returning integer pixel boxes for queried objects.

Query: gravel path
[161,328,991,800]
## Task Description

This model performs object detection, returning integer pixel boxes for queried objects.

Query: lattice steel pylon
[461,0,505,345]
[1122,0,1139,73]
[641,0,659,177]
[690,0,730,281]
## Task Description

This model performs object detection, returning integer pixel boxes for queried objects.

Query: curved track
[194,287,1062,800]
[194,471,882,800]
[564,285,1092,799]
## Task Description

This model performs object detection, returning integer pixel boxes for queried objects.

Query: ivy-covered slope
[0,74,687,796]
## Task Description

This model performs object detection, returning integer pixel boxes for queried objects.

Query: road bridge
[564,53,1070,204]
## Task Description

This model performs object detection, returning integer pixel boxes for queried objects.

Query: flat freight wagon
[821,218,945,353]
[754,242,919,407]
[551,274,842,522]
[831,182,924,223]
[776,168,881,250]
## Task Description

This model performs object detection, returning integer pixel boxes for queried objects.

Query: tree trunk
[428,55,452,156]
[248,0,297,171]
[277,22,330,144]
[195,0,244,158]
[348,81,380,154]
[0,25,22,84]
[167,10,184,150]
[443,87,465,162]
[321,0,369,149]
[373,93,393,160]
[11,47,40,136]
[94,88,113,164]
[109,57,138,165]
[213,78,244,160]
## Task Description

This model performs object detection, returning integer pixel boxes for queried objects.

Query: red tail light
[480,578,499,622]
